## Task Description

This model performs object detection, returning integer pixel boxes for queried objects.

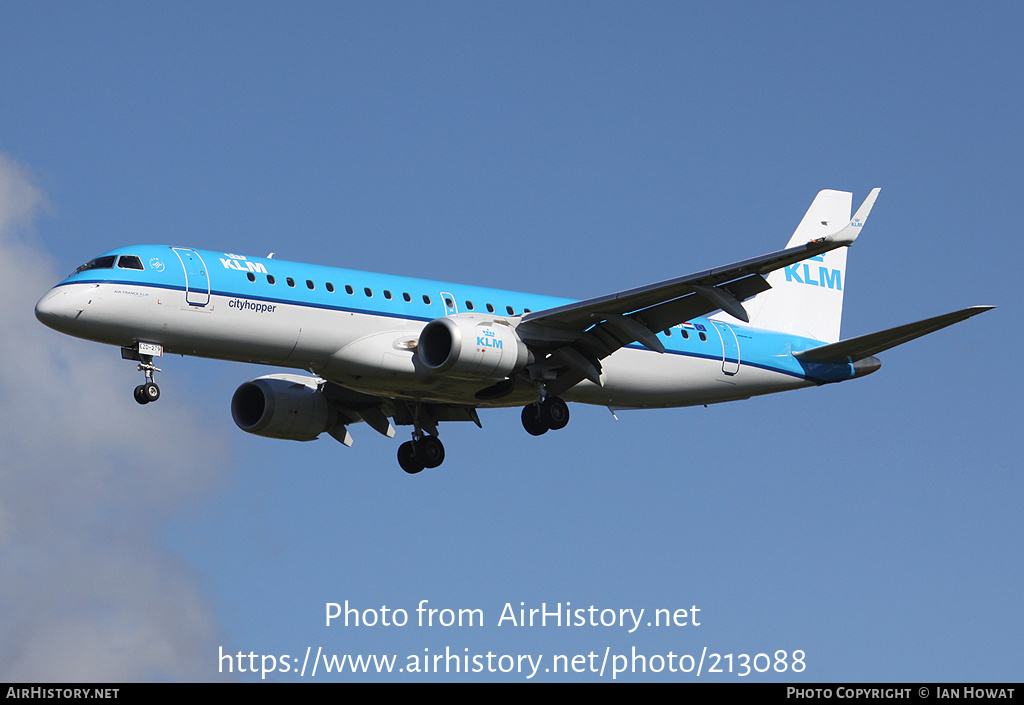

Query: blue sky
[0,2,1019,681]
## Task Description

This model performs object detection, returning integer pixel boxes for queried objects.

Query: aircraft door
[711,321,740,375]
[172,248,211,307]
[440,291,458,316]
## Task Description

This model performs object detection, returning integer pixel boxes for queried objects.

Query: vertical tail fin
[723,189,879,343]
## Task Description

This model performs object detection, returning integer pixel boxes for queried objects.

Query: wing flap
[635,273,771,333]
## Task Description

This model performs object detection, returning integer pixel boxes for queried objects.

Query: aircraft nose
[35,287,72,329]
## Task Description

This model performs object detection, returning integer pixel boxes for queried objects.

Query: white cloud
[0,153,231,681]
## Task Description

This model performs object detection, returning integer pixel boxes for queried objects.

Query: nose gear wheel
[132,354,162,405]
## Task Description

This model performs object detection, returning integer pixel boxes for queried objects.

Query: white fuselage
[35,244,840,413]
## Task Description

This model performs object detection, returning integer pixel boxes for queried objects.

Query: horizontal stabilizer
[793,305,994,363]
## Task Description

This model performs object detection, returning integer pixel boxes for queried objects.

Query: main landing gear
[521,396,570,436]
[397,433,445,475]
[396,404,447,474]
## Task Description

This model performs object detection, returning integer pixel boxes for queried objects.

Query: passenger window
[506,306,514,315]
[286,277,295,287]
[681,330,689,339]
[326,282,335,292]
[403,293,412,302]
[699,332,707,342]
[486,304,495,313]
[384,290,393,300]
[345,285,354,294]
[267,275,276,285]
[423,295,431,305]
[364,287,373,297]
[664,329,671,337]
[306,280,315,290]
[445,297,454,308]
[247,272,256,282]
[465,301,474,311]
[117,255,144,270]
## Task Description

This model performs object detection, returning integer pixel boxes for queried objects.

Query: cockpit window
[117,255,144,270]
[75,256,116,273]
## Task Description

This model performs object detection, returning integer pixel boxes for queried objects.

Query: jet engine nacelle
[417,315,530,380]
[231,374,337,441]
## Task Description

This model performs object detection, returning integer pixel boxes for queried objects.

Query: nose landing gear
[122,344,162,405]
[133,380,160,404]
[132,359,162,405]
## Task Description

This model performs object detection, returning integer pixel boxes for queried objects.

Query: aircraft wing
[319,378,483,444]
[514,189,879,395]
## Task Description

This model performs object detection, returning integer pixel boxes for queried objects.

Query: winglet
[826,187,880,246]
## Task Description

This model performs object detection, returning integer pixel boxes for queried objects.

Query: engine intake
[231,374,337,441]
[418,315,529,380]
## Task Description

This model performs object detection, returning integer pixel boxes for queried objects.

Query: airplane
[35,188,993,473]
